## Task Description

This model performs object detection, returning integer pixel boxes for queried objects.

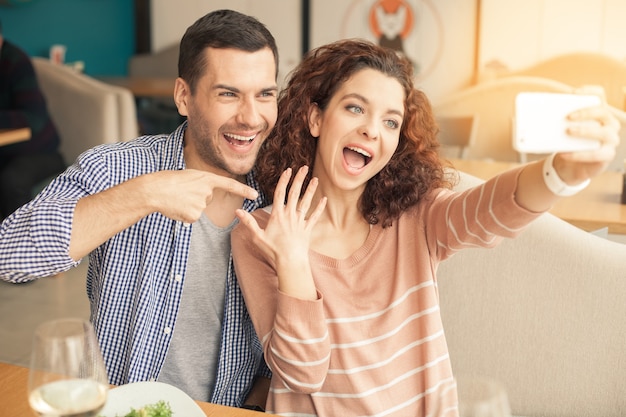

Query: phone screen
[513,92,602,154]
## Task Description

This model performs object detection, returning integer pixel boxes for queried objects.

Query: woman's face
[308,68,405,193]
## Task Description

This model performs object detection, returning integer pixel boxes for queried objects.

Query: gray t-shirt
[158,213,234,401]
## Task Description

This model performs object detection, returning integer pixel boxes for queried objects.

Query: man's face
[175,47,278,178]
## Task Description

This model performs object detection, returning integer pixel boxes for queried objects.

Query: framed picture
[308,0,445,82]
[306,0,479,102]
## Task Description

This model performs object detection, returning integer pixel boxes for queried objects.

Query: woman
[231,39,619,416]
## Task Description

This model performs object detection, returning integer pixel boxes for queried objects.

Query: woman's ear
[308,103,321,138]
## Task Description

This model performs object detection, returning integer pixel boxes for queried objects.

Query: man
[0,19,66,220]
[0,9,278,409]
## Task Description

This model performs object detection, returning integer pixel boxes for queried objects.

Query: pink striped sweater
[231,167,543,416]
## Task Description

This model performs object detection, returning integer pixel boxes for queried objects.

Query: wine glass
[28,318,109,417]
[456,375,512,417]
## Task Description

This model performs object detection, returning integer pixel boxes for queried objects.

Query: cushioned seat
[438,170,626,417]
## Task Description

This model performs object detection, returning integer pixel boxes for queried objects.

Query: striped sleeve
[427,166,545,259]
[267,290,330,393]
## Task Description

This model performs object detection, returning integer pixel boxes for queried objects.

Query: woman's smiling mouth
[343,146,372,169]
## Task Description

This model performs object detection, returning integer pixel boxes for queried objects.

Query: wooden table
[449,158,626,234]
[0,127,31,146]
[98,77,176,98]
[0,362,262,417]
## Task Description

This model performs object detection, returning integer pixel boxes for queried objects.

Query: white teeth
[347,146,371,158]
[225,133,255,141]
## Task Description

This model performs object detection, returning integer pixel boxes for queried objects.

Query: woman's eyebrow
[342,92,404,117]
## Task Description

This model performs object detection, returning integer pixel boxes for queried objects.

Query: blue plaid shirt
[0,122,270,406]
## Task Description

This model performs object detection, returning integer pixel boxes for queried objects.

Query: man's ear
[173,77,190,117]
[308,103,321,138]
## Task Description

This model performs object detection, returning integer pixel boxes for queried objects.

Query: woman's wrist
[542,153,590,197]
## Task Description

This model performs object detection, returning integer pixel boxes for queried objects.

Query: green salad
[100,400,173,417]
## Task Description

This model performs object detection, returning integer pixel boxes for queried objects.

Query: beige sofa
[32,57,139,164]
[438,171,626,417]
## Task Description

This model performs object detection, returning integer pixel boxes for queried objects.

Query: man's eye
[219,91,236,97]
[260,91,277,98]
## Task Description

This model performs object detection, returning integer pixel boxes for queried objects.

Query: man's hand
[143,169,259,223]
[68,169,258,260]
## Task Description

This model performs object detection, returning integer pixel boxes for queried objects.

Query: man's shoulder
[86,132,178,157]
[3,40,28,58]
[72,132,183,175]
[1,40,35,72]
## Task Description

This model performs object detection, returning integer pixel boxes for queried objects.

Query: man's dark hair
[178,9,279,93]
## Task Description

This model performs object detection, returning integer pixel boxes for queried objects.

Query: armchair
[31,58,139,164]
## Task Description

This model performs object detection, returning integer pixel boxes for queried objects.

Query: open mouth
[224,132,256,146]
[343,146,372,169]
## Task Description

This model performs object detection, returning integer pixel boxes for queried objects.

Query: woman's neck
[310,193,371,259]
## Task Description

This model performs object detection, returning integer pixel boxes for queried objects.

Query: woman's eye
[385,119,400,129]
[347,105,364,114]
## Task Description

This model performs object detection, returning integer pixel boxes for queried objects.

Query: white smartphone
[513,92,602,154]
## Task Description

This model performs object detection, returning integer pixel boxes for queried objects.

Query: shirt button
[183,222,191,228]
[149,377,156,382]
[174,274,182,283]
[164,327,172,335]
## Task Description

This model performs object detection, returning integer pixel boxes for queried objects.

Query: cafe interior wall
[0,0,134,76]
[1,0,623,100]
[478,0,626,81]
[151,0,478,103]
[151,0,626,104]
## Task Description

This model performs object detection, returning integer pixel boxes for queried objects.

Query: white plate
[99,381,204,417]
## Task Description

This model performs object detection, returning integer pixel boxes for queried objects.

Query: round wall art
[340,0,444,82]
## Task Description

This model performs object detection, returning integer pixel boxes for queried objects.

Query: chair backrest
[434,75,626,170]
[498,52,626,110]
[436,115,479,159]
[32,58,138,163]
[128,44,180,134]
[433,76,576,162]
[129,43,179,78]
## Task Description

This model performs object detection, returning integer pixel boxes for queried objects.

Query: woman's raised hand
[235,166,327,299]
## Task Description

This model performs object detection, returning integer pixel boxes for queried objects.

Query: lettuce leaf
[110,400,173,417]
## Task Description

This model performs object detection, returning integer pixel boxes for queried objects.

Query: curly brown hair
[256,39,452,228]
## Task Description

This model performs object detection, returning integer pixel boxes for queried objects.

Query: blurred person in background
[0,18,65,220]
